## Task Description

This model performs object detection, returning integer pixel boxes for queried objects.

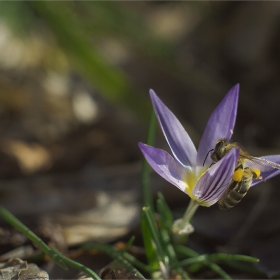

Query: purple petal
[197,84,239,166]
[138,142,187,191]
[193,148,239,206]
[251,154,280,186]
[150,89,197,167]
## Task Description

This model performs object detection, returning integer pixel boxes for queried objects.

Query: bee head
[211,138,228,161]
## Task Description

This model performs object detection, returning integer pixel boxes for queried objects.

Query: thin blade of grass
[174,244,197,258]
[121,251,156,274]
[0,206,67,270]
[156,193,189,279]
[141,111,156,210]
[123,236,135,252]
[142,206,170,269]
[51,248,101,280]
[83,241,154,274]
[156,192,173,231]
[188,262,231,279]
[142,206,171,279]
[140,110,163,277]
[160,228,190,280]
[82,242,146,279]
[174,251,259,279]
[208,253,259,263]
[225,261,267,278]
[141,208,160,273]
[174,245,231,279]
[142,206,167,265]
[174,253,258,268]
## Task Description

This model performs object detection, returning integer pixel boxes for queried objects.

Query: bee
[210,138,280,210]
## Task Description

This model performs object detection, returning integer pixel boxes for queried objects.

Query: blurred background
[1,1,280,278]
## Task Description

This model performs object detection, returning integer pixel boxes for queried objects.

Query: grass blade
[142,206,170,279]
[142,207,167,264]
[0,206,67,270]
[156,192,173,231]
[156,194,189,279]
[174,245,231,279]
[51,248,101,280]
[141,209,160,272]
[82,242,146,279]
[174,252,259,273]
[225,261,267,278]
[208,253,259,263]
[141,111,156,210]
[123,236,135,252]
[121,251,155,274]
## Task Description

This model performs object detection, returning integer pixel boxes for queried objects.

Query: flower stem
[171,200,199,244]
[182,199,200,225]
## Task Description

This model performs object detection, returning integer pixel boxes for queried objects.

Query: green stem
[171,200,199,244]
[182,199,200,225]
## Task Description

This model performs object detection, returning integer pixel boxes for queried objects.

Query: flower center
[184,166,207,200]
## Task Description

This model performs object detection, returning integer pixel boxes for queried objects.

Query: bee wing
[243,156,280,172]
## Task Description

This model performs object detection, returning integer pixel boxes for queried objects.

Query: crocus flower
[139,85,280,207]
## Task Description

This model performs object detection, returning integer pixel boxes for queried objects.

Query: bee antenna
[203,149,214,166]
